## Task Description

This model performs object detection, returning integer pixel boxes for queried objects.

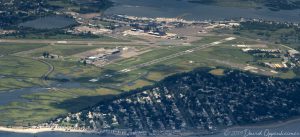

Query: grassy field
[47,60,101,79]
[0,88,119,126]
[0,56,48,91]
[121,80,153,91]
[90,35,293,90]
[2,34,127,42]
[0,78,42,92]
[106,35,297,88]
[0,56,48,77]
[18,43,142,58]
[25,45,101,57]
[0,35,294,126]
[0,43,48,55]
[215,22,300,50]
[96,36,255,90]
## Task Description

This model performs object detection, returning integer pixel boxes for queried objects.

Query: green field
[0,35,294,126]
[0,56,48,91]
[215,22,300,50]
[0,88,119,126]
[25,45,100,57]
[0,43,48,55]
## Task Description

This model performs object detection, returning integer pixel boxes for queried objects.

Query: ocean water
[106,0,300,22]
[19,16,76,29]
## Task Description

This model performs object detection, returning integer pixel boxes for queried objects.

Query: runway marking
[90,37,236,82]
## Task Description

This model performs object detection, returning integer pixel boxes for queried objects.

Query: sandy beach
[1,117,300,134]
[0,126,93,134]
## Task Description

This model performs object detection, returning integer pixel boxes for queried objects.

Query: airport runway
[91,37,236,82]
[121,37,236,72]
[0,39,150,46]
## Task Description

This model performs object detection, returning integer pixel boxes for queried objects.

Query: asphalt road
[37,59,54,80]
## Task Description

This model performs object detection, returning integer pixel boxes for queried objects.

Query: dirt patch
[209,69,225,76]
[73,48,106,58]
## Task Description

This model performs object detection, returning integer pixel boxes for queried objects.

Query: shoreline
[1,117,300,134]
[0,126,95,134]
[226,116,300,130]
